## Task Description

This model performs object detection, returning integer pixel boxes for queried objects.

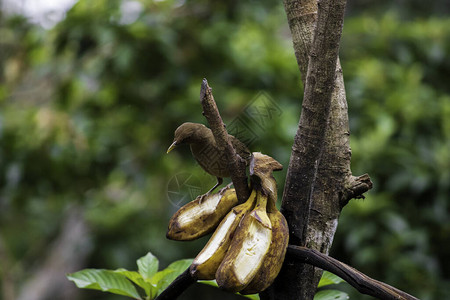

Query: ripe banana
[166,187,238,241]
[215,190,272,292]
[239,199,289,294]
[190,190,257,280]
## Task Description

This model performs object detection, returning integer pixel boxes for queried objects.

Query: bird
[167,122,252,202]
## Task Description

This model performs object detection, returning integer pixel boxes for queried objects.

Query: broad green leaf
[149,269,174,286]
[67,269,142,299]
[157,259,193,292]
[149,269,175,299]
[166,258,193,274]
[314,290,349,300]
[137,252,159,280]
[318,271,345,288]
[150,258,193,297]
[115,269,152,296]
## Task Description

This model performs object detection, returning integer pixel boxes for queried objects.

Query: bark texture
[271,0,372,299]
[200,79,251,203]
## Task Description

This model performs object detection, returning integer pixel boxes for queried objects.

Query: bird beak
[167,141,177,153]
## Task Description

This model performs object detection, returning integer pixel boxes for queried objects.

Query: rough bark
[271,0,372,299]
[283,0,317,82]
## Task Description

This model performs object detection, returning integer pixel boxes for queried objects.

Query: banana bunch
[166,152,289,294]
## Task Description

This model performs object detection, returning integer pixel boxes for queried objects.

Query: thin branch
[154,268,197,300]
[199,78,251,203]
[287,245,419,300]
[155,247,419,300]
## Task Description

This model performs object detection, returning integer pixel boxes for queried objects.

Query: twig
[154,268,197,300]
[286,245,419,300]
[199,78,250,203]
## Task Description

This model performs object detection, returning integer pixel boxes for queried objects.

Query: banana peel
[215,190,272,292]
[190,190,257,280]
[240,200,289,294]
[166,188,238,241]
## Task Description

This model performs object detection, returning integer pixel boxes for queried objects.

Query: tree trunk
[268,0,372,299]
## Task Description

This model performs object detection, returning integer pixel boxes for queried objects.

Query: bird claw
[218,183,233,195]
[196,193,209,205]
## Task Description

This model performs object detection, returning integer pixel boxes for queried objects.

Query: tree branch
[281,0,347,247]
[277,0,348,298]
[199,78,251,203]
[286,246,419,300]
[155,247,419,300]
[282,0,317,82]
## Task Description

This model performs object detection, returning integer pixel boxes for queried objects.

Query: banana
[166,187,238,241]
[189,190,257,280]
[215,190,272,292]
[239,198,289,295]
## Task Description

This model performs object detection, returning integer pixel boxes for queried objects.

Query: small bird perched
[167,122,252,202]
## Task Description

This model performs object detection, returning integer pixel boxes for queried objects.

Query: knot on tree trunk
[340,174,373,208]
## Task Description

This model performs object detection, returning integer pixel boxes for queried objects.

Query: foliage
[67,251,345,300]
[0,1,449,300]
[68,252,192,299]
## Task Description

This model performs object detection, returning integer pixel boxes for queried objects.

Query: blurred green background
[0,0,449,299]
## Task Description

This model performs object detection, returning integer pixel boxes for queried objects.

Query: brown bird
[167,122,252,202]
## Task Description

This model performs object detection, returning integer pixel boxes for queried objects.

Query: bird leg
[197,177,223,204]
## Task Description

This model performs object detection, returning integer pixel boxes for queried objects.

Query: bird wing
[229,135,252,164]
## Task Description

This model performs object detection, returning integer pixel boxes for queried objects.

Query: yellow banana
[239,199,289,294]
[166,188,238,241]
[189,190,257,280]
[215,190,272,292]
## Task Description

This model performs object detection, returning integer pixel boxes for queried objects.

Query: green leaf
[158,259,193,291]
[67,269,142,299]
[115,269,152,296]
[314,290,349,300]
[150,258,193,297]
[149,269,175,298]
[318,271,345,287]
[137,252,159,280]
[166,258,193,273]
[239,293,260,300]
[198,280,219,288]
